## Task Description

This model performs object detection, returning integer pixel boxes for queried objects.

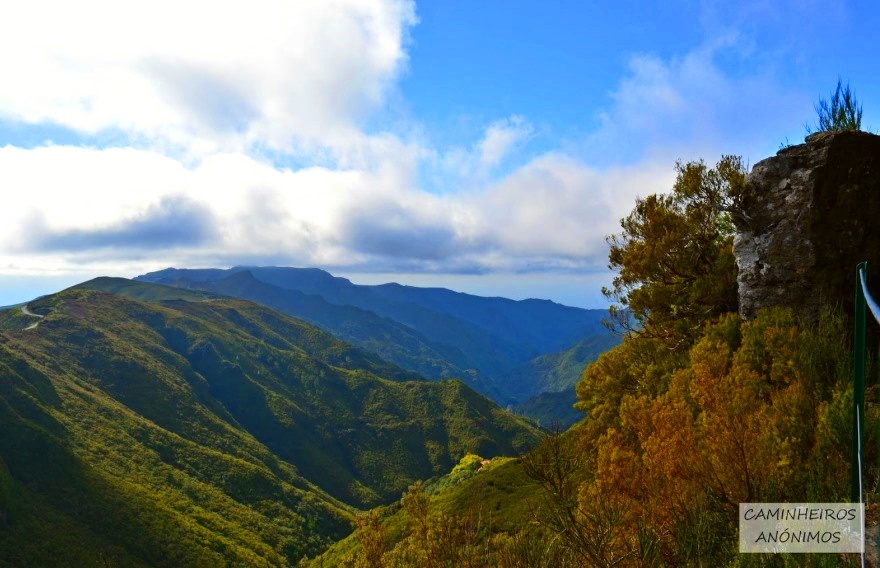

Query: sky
[0,0,878,308]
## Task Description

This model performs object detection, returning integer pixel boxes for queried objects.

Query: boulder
[734,131,880,321]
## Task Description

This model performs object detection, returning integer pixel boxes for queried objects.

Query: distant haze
[333,270,613,309]
[0,267,612,310]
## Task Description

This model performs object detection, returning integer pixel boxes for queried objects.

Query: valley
[137,266,618,424]
[0,279,549,565]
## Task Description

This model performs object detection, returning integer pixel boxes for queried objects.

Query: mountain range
[0,279,542,566]
[136,266,617,417]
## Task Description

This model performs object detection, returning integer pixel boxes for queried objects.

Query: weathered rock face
[734,131,880,321]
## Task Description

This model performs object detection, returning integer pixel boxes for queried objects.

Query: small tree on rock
[807,79,863,133]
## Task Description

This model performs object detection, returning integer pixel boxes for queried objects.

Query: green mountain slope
[153,270,504,400]
[0,307,37,331]
[75,277,423,384]
[497,333,622,402]
[0,293,352,566]
[0,282,541,566]
[71,275,218,302]
[140,267,530,379]
[311,454,541,566]
[512,389,583,428]
[137,266,616,403]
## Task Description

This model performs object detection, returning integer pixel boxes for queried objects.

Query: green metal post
[853,262,867,503]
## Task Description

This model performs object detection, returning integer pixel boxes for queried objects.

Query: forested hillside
[136,270,503,400]
[0,283,540,566]
[500,333,621,427]
[136,266,614,407]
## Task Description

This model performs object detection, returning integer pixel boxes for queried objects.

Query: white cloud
[0,0,416,155]
[0,17,808,300]
[0,143,673,277]
[478,116,533,169]
[585,38,808,165]
[469,154,673,268]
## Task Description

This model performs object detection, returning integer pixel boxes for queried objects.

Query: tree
[807,79,863,133]
[603,155,745,347]
[337,510,388,568]
[522,429,626,567]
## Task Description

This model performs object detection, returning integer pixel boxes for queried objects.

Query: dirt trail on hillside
[21,305,44,330]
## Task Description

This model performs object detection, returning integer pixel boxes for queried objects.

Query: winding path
[21,304,45,330]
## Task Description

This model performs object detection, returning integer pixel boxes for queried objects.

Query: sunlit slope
[0,284,541,566]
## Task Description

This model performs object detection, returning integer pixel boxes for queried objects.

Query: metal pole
[853,262,867,503]
[858,405,866,567]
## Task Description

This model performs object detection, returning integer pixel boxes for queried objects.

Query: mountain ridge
[147,270,503,399]
[0,282,541,565]
[136,266,614,406]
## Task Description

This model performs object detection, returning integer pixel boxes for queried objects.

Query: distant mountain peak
[134,265,615,410]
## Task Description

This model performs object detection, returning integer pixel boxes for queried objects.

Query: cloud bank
[0,0,417,156]
[0,144,673,275]
[0,0,808,293]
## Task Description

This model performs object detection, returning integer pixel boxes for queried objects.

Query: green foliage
[512,389,583,429]
[352,510,388,567]
[575,331,685,437]
[312,454,545,565]
[807,79,863,133]
[604,155,745,347]
[0,286,540,565]
[498,333,621,403]
[451,453,485,474]
[314,466,564,567]
[138,267,612,404]
[0,307,37,331]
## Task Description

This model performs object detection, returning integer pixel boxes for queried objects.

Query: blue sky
[0,0,878,308]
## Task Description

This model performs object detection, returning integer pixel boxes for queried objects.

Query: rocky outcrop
[734,131,880,321]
